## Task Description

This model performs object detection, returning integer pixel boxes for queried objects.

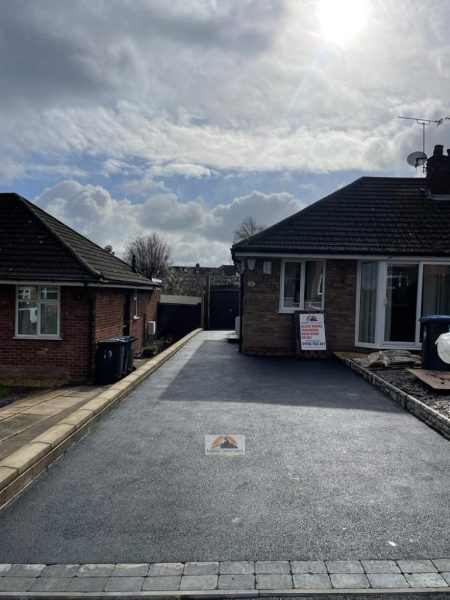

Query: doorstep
[0,329,202,511]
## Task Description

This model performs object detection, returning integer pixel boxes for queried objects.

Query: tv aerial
[398,115,450,172]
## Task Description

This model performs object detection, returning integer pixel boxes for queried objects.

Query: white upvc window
[16,285,60,339]
[279,260,325,312]
[356,261,450,349]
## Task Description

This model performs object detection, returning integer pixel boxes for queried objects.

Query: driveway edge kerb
[336,353,450,441]
[0,328,202,510]
[1,589,450,598]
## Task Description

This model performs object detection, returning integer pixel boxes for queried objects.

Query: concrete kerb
[1,588,450,598]
[0,328,203,511]
[336,354,450,441]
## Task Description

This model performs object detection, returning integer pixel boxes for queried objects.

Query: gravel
[375,368,450,419]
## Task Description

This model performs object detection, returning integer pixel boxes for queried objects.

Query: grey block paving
[326,560,363,573]
[78,563,115,577]
[293,574,331,589]
[112,563,149,577]
[42,564,80,577]
[367,573,409,588]
[29,577,72,592]
[434,559,450,572]
[330,573,370,588]
[0,578,36,591]
[220,561,254,574]
[148,562,184,576]
[2,560,450,593]
[104,576,144,591]
[218,574,255,590]
[7,563,46,577]
[255,560,290,574]
[405,572,448,587]
[142,576,182,591]
[184,561,219,575]
[67,576,109,592]
[397,559,437,573]
[0,565,11,574]
[256,574,293,589]
[180,575,218,590]
[362,560,400,573]
[291,560,327,573]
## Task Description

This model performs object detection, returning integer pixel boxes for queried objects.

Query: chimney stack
[426,144,450,195]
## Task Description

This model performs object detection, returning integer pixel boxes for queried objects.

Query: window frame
[15,285,61,339]
[355,260,450,350]
[279,259,325,313]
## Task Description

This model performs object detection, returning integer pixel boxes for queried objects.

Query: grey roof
[0,193,159,286]
[232,177,450,257]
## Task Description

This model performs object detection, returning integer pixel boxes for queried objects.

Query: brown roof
[0,193,159,287]
[232,177,450,256]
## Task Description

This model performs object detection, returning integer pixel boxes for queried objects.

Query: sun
[317,0,369,45]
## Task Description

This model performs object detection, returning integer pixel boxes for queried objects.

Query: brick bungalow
[231,145,450,356]
[0,193,161,385]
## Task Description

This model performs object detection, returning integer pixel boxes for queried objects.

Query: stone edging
[0,559,450,597]
[336,354,450,441]
[0,328,202,510]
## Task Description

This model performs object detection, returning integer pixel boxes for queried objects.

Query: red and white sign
[299,313,326,350]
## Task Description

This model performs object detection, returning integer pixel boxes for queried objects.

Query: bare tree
[233,216,265,243]
[124,233,171,279]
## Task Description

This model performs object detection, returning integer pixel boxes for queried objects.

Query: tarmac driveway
[0,331,450,563]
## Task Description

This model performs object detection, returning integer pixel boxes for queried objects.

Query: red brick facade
[241,258,357,355]
[0,285,160,385]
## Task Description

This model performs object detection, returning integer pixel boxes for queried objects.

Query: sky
[1,0,450,265]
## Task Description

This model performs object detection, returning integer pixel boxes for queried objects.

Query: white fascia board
[86,282,156,290]
[234,252,450,262]
[0,280,83,286]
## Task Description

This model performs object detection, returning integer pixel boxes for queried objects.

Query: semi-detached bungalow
[231,144,450,356]
[0,193,161,385]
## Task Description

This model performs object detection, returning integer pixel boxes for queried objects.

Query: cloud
[1,0,449,187]
[34,180,305,265]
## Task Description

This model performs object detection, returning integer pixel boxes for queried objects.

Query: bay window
[280,260,324,311]
[16,286,60,338]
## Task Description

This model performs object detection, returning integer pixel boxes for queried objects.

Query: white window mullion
[376,261,387,346]
[299,261,306,310]
[415,263,424,344]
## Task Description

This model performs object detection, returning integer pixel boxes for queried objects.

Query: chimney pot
[433,144,444,156]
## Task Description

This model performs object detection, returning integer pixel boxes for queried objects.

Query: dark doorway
[157,302,202,341]
[123,291,131,335]
[209,289,239,330]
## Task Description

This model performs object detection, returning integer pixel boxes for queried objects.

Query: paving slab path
[0,331,449,565]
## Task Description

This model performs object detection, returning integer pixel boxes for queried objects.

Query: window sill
[14,336,62,341]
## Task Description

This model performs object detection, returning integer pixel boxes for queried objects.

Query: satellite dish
[407,150,427,168]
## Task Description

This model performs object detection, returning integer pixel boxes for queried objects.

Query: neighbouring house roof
[232,177,450,257]
[0,193,160,287]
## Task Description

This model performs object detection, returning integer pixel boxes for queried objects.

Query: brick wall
[0,285,91,385]
[241,258,358,355]
[242,260,296,355]
[92,287,160,373]
[323,259,357,351]
[0,285,161,386]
